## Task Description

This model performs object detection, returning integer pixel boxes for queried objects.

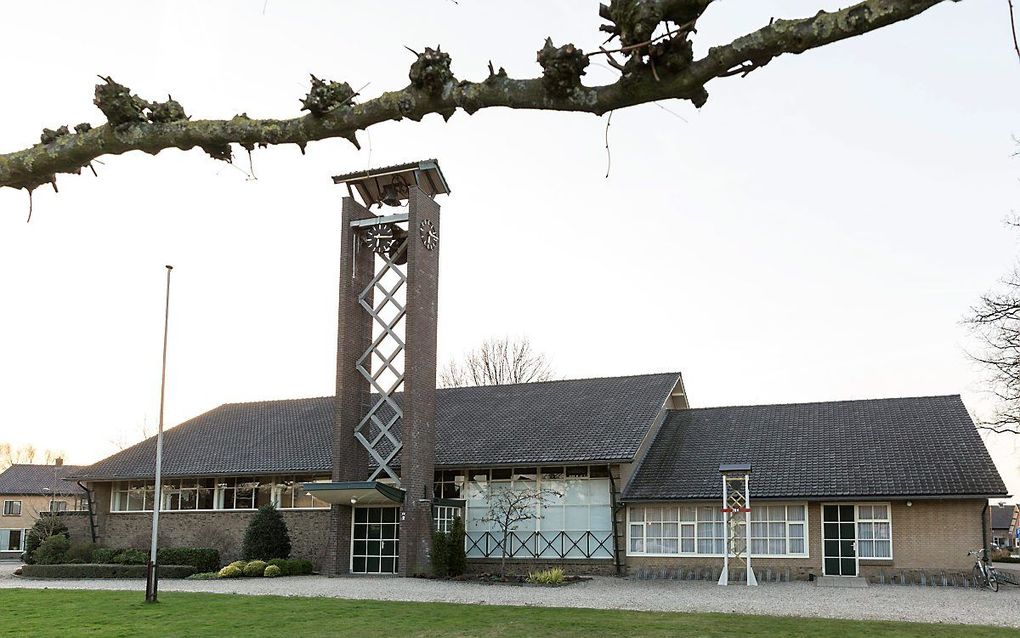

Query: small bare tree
[478,486,562,577]
[968,275,1020,434]
[439,336,555,388]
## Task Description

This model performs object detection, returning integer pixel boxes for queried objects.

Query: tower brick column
[398,186,440,576]
[327,196,376,576]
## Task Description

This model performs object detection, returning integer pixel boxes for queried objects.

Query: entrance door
[352,507,400,574]
[822,505,857,576]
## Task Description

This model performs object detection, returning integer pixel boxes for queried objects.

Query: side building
[0,461,88,558]
[67,374,1008,580]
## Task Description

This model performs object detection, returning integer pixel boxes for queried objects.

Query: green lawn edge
[0,588,1013,638]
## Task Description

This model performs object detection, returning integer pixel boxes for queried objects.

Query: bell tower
[310,160,449,576]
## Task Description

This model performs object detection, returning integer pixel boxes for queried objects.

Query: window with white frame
[112,476,335,512]
[112,481,155,512]
[0,529,26,552]
[856,504,892,559]
[433,505,461,533]
[49,500,68,513]
[2,500,21,516]
[628,503,808,557]
[273,476,331,509]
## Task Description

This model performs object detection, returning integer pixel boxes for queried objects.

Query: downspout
[607,464,622,576]
[77,481,98,544]
[982,501,989,560]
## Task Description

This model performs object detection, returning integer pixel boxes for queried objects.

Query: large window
[273,476,330,509]
[462,465,614,559]
[351,507,399,574]
[111,476,330,512]
[0,529,25,552]
[628,503,808,558]
[2,500,21,516]
[856,504,892,559]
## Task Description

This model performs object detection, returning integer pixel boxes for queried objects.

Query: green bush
[447,516,467,577]
[243,560,268,577]
[112,549,148,565]
[527,567,565,585]
[431,530,450,578]
[264,565,282,578]
[64,542,96,564]
[186,571,222,580]
[243,504,291,561]
[24,517,69,564]
[227,560,248,570]
[218,564,244,578]
[157,548,220,572]
[266,558,313,576]
[34,535,71,565]
[91,548,117,563]
[21,564,195,579]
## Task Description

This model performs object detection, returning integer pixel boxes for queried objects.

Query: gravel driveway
[2,566,1018,628]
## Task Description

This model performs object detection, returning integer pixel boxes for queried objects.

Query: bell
[380,183,402,207]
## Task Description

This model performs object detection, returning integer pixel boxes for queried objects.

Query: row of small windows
[628,504,808,557]
[110,476,332,512]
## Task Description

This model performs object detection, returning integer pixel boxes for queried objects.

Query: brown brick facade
[624,499,987,581]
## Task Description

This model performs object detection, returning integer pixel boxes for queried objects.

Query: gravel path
[2,564,1018,628]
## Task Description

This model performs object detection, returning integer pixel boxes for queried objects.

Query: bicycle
[969,549,999,592]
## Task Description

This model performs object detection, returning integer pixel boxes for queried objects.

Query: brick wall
[624,499,987,580]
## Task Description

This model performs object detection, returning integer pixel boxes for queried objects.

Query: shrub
[24,517,69,563]
[228,560,248,570]
[112,549,148,565]
[218,564,244,578]
[447,516,467,577]
[34,535,71,565]
[187,571,222,580]
[157,547,221,573]
[266,558,313,576]
[243,560,268,577]
[264,564,282,578]
[21,564,195,579]
[431,530,450,578]
[91,548,117,563]
[65,542,96,564]
[527,567,565,585]
[243,504,291,561]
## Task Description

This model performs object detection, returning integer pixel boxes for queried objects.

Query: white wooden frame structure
[719,464,757,586]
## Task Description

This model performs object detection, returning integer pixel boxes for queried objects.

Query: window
[0,529,25,552]
[351,507,399,573]
[112,481,155,512]
[628,503,808,557]
[857,504,892,559]
[274,476,330,509]
[2,500,21,516]
[433,470,464,500]
[433,505,461,533]
[49,500,68,513]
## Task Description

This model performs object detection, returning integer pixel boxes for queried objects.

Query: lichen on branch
[0,0,957,195]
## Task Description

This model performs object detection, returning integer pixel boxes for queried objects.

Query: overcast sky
[1,1,1019,497]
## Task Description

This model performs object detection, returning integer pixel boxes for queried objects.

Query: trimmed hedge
[21,564,196,579]
[157,548,220,573]
[266,558,314,576]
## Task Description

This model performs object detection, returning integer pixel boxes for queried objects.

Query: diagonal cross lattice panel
[354,234,409,484]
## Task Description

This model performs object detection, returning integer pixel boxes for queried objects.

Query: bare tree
[478,486,562,577]
[0,1,960,194]
[967,225,1020,434]
[109,421,154,451]
[0,444,66,472]
[439,336,554,388]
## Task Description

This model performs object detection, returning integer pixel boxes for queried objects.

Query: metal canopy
[332,159,450,208]
[300,481,406,506]
[719,463,752,474]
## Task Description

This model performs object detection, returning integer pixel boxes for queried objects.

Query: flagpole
[146,265,173,603]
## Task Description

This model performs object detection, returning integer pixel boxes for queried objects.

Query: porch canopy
[301,481,405,506]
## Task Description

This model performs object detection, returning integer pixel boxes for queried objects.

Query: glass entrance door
[352,507,400,574]
[822,505,857,576]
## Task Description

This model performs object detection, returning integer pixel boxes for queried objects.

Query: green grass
[0,588,1013,637]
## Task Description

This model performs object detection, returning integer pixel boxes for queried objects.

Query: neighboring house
[0,461,87,558]
[68,374,1009,580]
[991,504,1017,550]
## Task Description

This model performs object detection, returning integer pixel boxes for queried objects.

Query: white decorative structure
[718,463,757,586]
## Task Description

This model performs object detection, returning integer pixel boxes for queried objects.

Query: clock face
[363,223,396,254]
[419,219,438,250]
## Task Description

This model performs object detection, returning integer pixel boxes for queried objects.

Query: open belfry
[306,160,450,576]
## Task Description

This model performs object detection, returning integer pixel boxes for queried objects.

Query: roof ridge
[676,394,962,412]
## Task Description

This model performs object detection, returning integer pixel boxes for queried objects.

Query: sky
[1,1,1019,497]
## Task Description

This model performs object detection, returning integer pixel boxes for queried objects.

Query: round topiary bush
[217,564,243,578]
[243,560,267,577]
[264,564,282,578]
[34,535,71,565]
[227,560,248,570]
[243,504,291,561]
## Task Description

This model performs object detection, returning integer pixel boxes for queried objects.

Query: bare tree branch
[0,0,957,194]
[439,336,555,387]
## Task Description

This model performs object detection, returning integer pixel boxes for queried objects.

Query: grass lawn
[0,588,1014,637]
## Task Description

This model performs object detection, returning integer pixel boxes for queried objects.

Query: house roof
[70,373,681,481]
[0,464,86,496]
[991,506,1015,530]
[623,395,1008,501]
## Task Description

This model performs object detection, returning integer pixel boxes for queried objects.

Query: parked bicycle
[969,549,999,592]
